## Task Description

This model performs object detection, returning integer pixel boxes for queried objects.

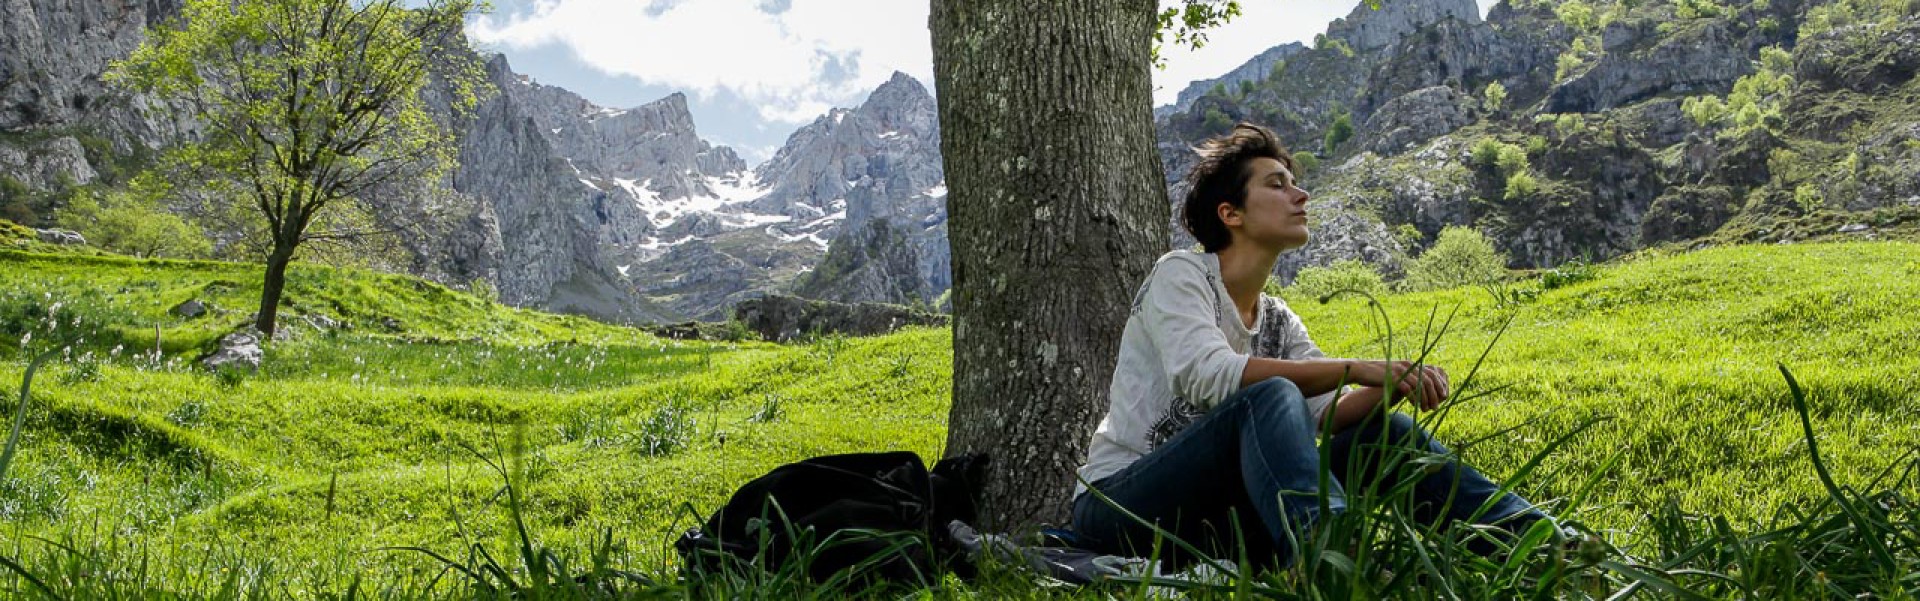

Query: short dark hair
[1182,123,1297,252]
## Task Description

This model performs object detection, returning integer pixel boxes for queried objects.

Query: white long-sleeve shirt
[1074,250,1339,498]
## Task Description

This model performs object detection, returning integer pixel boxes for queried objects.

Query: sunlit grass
[0,242,1914,596]
[1286,242,1920,539]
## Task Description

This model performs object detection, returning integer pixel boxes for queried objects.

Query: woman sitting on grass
[1070,123,1562,568]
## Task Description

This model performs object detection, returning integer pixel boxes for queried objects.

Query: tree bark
[256,244,295,339]
[930,0,1169,532]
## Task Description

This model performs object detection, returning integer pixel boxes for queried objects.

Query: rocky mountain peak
[1327,0,1481,51]
[860,72,940,139]
[607,91,697,135]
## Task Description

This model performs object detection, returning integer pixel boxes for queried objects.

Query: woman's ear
[1216,201,1241,227]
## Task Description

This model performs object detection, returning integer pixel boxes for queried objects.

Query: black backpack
[675,451,990,585]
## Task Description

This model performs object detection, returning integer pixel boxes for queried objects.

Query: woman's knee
[1240,377,1314,429]
[1383,411,1419,434]
[1371,411,1446,452]
[1244,376,1304,404]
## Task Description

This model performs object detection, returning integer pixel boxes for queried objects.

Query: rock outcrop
[1545,21,1753,114]
[0,0,199,223]
[0,0,188,137]
[1159,43,1308,118]
[1353,14,1563,123]
[450,57,647,320]
[1361,86,1478,154]
[753,72,950,299]
[1326,0,1481,52]
[33,227,83,245]
[792,218,926,305]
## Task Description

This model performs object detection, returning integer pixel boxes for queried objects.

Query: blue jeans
[1071,377,1546,567]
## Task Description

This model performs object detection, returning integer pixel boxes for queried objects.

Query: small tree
[110,0,488,338]
[1482,81,1508,114]
[1405,226,1509,292]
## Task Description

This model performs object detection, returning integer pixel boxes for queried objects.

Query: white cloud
[474,0,1504,125]
[469,0,933,124]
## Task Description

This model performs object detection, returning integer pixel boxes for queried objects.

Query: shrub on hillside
[1286,260,1386,302]
[1494,144,1530,177]
[1471,138,1505,168]
[1293,150,1320,175]
[466,277,498,305]
[1202,108,1233,133]
[634,401,696,457]
[1404,226,1509,292]
[1472,139,1529,177]
[1556,0,1596,32]
[0,287,127,356]
[1324,113,1354,154]
[1541,257,1600,290]
[1504,171,1540,201]
[1554,113,1587,137]
[56,189,210,258]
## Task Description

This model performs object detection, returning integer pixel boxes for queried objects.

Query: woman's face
[1222,157,1311,252]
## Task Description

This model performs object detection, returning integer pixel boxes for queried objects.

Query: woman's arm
[1327,386,1386,434]
[1238,357,1362,397]
[1240,356,1449,405]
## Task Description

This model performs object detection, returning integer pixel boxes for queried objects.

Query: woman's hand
[1348,360,1449,410]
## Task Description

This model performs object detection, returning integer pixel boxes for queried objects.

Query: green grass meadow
[0,241,1916,597]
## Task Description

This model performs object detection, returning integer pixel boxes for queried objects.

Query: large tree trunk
[929,0,1169,532]
[256,244,295,339]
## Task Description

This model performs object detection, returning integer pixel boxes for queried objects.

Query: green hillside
[1286,242,1920,530]
[0,240,1916,596]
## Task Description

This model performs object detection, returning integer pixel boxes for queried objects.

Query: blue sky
[467,0,1498,166]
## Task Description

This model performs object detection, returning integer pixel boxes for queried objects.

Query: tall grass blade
[0,552,64,600]
[0,351,58,482]
[375,546,492,589]
[1778,363,1898,574]
[1598,560,1708,600]
[1466,416,1607,524]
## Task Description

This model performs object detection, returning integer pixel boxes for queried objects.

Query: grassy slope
[0,241,1916,592]
[0,248,950,588]
[1284,242,1920,533]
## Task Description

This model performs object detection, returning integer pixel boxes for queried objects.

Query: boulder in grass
[304,314,340,331]
[200,332,263,373]
[171,299,208,318]
[1838,223,1871,234]
[34,228,85,246]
